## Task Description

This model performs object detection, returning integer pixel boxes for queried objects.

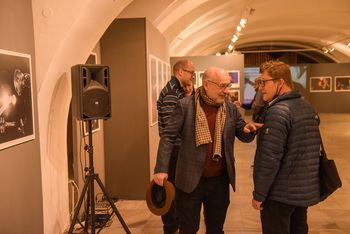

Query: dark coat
[155,96,255,193]
[253,90,321,207]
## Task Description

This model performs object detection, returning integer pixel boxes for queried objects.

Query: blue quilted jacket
[253,90,321,207]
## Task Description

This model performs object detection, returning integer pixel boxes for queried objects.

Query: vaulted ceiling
[118,0,350,63]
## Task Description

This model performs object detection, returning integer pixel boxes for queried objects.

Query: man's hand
[252,199,263,210]
[154,173,168,186]
[244,122,264,133]
[234,101,242,107]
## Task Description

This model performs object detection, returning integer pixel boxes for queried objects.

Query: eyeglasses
[259,78,280,87]
[182,69,196,77]
[207,80,232,90]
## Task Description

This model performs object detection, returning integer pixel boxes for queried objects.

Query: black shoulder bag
[319,138,342,202]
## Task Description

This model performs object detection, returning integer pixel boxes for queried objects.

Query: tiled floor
[98,113,350,234]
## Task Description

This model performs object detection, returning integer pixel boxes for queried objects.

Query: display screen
[243,65,308,103]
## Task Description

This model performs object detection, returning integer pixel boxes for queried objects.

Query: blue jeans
[260,199,308,234]
[176,175,230,234]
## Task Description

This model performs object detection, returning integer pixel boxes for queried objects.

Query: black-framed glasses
[182,69,196,77]
[207,80,232,90]
[259,78,280,87]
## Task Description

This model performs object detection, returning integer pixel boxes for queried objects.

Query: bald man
[154,67,263,233]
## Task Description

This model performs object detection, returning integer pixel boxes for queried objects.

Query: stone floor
[95,113,350,233]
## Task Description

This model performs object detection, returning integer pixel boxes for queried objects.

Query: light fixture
[347,42,350,47]
[228,45,233,51]
[237,26,242,31]
[216,52,221,56]
[240,19,247,28]
[329,47,335,52]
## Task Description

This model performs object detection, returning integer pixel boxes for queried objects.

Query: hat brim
[146,179,175,216]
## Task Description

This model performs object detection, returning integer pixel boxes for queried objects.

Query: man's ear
[203,80,209,91]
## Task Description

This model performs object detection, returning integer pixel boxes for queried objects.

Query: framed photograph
[0,49,35,150]
[196,71,204,88]
[227,70,240,88]
[226,90,240,103]
[335,76,350,92]
[83,119,100,136]
[149,55,158,126]
[310,77,332,92]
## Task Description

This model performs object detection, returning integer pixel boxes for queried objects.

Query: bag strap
[319,134,329,161]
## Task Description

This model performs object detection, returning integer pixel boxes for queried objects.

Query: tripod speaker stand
[68,120,131,234]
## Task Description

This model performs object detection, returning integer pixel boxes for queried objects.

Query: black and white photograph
[0,49,35,150]
[335,76,350,92]
[83,119,100,136]
[310,76,332,92]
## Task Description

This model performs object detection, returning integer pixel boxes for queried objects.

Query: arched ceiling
[118,0,350,63]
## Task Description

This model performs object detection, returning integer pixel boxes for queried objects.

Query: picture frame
[226,90,240,103]
[196,71,204,88]
[0,49,35,150]
[310,77,332,92]
[149,55,158,126]
[227,70,240,88]
[334,76,350,92]
[149,55,171,126]
[83,119,100,136]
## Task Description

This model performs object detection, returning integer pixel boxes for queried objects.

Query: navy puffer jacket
[253,90,320,207]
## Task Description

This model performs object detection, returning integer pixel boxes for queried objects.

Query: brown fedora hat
[146,179,175,216]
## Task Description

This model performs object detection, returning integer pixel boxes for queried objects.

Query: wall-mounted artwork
[0,49,35,150]
[227,70,240,88]
[335,76,350,92]
[149,55,170,126]
[196,71,204,88]
[226,90,240,103]
[83,119,100,136]
[310,77,332,92]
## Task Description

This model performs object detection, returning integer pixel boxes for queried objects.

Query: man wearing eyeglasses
[157,58,195,234]
[252,61,321,234]
[155,67,263,233]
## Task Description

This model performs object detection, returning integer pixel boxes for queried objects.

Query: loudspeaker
[71,64,111,120]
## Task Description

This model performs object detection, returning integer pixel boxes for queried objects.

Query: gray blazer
[155,96,255,193]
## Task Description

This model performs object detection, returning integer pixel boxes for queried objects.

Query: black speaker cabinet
[71,64,111,120]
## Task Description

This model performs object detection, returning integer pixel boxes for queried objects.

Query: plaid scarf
[195,86,226,161]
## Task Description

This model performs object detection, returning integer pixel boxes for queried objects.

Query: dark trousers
[260,199,308,234]
[176,175,230,234]
[161,145,180,234]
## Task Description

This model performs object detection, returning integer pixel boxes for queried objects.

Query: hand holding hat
[146,174,175,216]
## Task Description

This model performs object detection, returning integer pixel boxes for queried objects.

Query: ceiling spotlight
[237,26,242,31]
[329,47,334,52]
[233,35,238,41]
[347,43,350,47]
[228,45,233,51]
[225,52,229,55]
[216,53,221,56]
[240,19,247,27]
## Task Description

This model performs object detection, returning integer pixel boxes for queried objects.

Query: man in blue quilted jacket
[252,60,321,234]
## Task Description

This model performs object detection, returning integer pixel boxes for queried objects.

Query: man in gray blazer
[154,67,263,234]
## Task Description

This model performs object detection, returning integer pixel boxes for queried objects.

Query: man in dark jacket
[155,67,263,233]
[252,60,321,234]
[157,59,195,234]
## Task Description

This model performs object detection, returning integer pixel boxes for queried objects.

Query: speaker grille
[83,80,110,118]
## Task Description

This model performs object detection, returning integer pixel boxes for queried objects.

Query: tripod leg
[90,176,96,234]
[95,176,131,234]
[68,178,90,234]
